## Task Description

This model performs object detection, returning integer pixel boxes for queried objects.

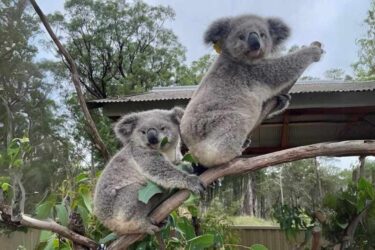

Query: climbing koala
[93,107,204,235]
[180,14,323,167]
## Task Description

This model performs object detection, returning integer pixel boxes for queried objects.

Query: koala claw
[310,41,322,48]
[146,224,161,235]
[187,176,206,194]
[242,138,252,149]
[150,217,168,228]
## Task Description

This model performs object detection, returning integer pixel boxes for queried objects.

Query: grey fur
[180,14,323,167]
[94,107,204,235]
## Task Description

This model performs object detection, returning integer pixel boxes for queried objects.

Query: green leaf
[358,177,375,200]
[52,238,59,248]
[177,217,196,240]
[160,137,169,147]
[99,232,118,244]
[250,244,269,250]
[75,172,89,183]
[77,205,90,230]
[323,193,337,209]
[1,182,10,192]
[182,153,198,164]
[39,230,53,242]
[80,187,93,214]
[12,159,23,168]
[19,137,30,143]
[138,181,163,204]
[336,222,349,229]
[187,234,214,250]
[55,204,69,226]
[36,201,55,219]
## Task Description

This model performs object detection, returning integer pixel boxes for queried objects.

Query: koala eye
[260,33,267,38]
[160,127,166,131]
[140,130,146,134]
[238,34,245,40]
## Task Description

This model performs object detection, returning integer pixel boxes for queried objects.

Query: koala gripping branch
[108,140,375,250]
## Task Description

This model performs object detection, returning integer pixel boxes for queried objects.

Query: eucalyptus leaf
[182,153,198,164]
[99,232,118,244]
[55,204,69,226]
[1,182,10,192]
[160,137,169,147]
[250,244,269,250]
[187,234,214,250]
[138,181,163,204]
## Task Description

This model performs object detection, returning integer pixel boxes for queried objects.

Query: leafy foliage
[323,178,375,248]
[354,0,375,80]
[46,0,186,98]
[0,0,78,212]
[272,204,314,241]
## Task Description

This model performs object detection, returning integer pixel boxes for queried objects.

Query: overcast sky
[37,0,372,78]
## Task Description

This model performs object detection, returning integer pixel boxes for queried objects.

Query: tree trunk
[314,158,323,202]
[279,168,284,205]
[358,156,366,179]
[242,174,257,216]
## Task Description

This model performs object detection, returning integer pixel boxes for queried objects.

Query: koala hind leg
[266,94,291,119]
[191,114,253,167]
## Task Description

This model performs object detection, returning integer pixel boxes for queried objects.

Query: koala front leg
[254,42,323,94]
[133,150,205,194]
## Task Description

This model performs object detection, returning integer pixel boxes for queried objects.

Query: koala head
[204,15,290,61]
[115,107,184,152]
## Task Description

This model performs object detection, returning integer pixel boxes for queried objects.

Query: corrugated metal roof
[89,81,375,103]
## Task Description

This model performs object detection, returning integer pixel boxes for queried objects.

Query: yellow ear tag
[213,43,222,54]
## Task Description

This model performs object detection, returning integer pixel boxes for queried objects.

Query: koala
[180,14,323,167]
[93,107,204,235]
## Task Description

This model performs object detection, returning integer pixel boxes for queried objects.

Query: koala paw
[309,41,324,62]
[187,175,206,195]
[145,224,161,235]
[242,138,252,150]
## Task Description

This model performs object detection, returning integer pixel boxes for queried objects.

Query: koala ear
[204,17,231,44]
[170,107,184,125]
[115,113,138,142]
[267,18,290,47]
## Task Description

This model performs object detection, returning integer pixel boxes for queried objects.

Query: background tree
[324,68,345,80]
[0,0,75,213]
[354,0,375,80]
[176,54,216,85]
[46,0,186,98]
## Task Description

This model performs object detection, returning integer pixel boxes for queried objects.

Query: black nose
[248,32,260,51]
[147,128,159,145]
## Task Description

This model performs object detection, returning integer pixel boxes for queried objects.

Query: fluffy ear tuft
[115,113,138,143]
[204,17,231,44]
[267,18,290,48]
[170,107,184,124]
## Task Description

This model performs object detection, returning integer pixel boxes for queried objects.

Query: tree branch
[29,0,110,161]
[21,214,98,249]
[108,140,375,249]
[0,205,98,249]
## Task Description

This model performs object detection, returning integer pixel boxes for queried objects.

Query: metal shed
[88,81,375,155]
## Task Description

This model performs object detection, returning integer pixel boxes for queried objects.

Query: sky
[37,0,372,78]
[35,0,373,168]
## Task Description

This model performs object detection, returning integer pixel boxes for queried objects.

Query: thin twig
[21,214,98,249]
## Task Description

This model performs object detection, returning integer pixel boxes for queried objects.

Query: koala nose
[248,32,260,51]
[147,128,159,145]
